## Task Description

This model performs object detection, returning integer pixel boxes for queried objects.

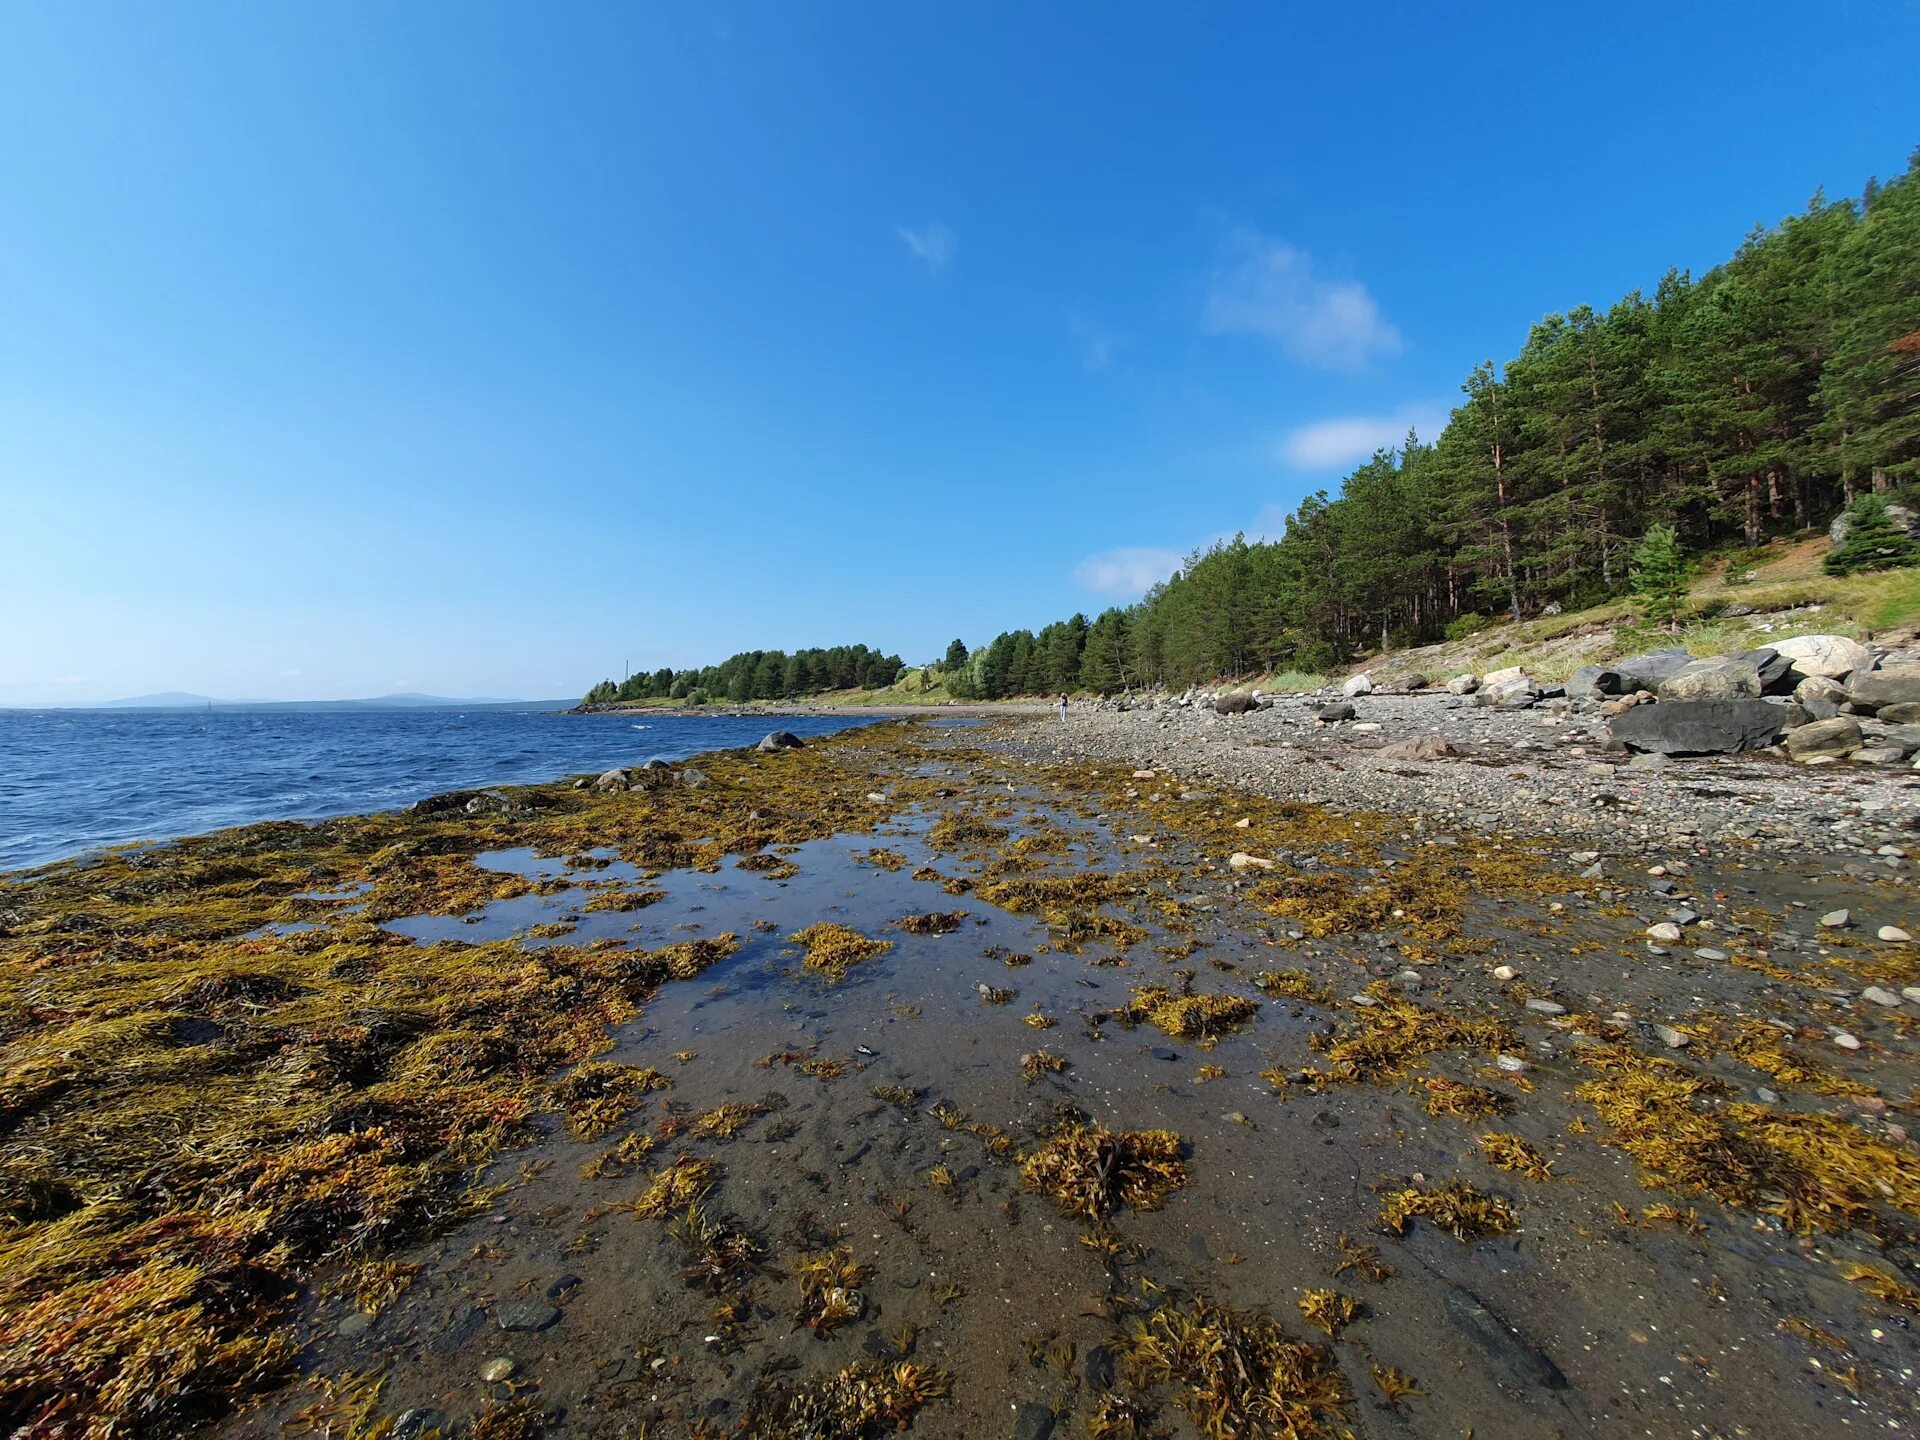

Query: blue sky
[3,3,1915,704]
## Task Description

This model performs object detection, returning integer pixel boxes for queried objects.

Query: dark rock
[496,1301,561,1332]
[394,1410,450,1440]
[412,788,520,815]
[1608,699,1792,755]
[429,1304,487,1356]
[547,1273,583,1300]
[1316,703,1356,723]
[1443,1286,1567,1391]
[1568,664,1612,698]
[1735,647,1794,692]
[161,1015,226,1047]
[756,731,805,752]
[1213,691,1261,715]
[1084,1344,1116,1391]
[1607,647,1693,694]
[1011,1403,1057,1440]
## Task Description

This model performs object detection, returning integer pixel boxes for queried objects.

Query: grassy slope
[1346,538,1920,687]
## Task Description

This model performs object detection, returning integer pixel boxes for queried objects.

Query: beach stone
[1341,672,1374,697]
[1377,734,1454,761]
[1606,648,1693,693]
[1653,1024,1690,1049]
[1227,852,1275,871]
[1878,703,1920,725]
[1856,745,1907,766]
[338,1312,372,1337]
[1820,909,1851,928]
[1658,656,1763,702]
[394,1411,451,1440]
[1213,690,1262,714]
[496,1301,560,1332]
[1445,673,1479,695]
[1646,922,1683,943]
[1835,1032,1862,1050]
[1848,665,1920,711]
[1609,699,1791,755]
[1316,703,1356,723]
[1883,927,1913,944]
[480,1357,517,1383]
[1785,716,1862,762]
[678,767,709,787]
[1774,634,1872,680]
[1011,1403,1057,1440]
[756,731,805,752]
[1525,998,1566,1016]
[592,767,633,791]
[1863,986,1902,1008]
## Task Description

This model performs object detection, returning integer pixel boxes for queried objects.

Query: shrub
[1444,613,1493,642]
[1826,495,1919,577]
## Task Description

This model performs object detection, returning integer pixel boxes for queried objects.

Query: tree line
[584,644,905,706]
[587,149,1919,705]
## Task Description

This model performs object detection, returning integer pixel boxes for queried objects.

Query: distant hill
[90,693,553,712]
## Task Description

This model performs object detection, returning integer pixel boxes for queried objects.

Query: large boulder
[1878,702,1920,725]
[1658,656,1764,702]
[1785,715,1864,763]
[1847,665,1920,712]
[1608,699,1794,756]
[756,731,805,752]
[1607,647,1694,694]
[1213,691,1263,715]
[1773,634,1872,680]
[1444,673,1479,696]
[1316,702,1357,723]
[1479,675,1538,709]
[1734,647,1795,693]
[1341,672,1375,697]
[1482,664,1529,688]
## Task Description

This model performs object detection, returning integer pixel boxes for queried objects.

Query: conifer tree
[1629,524,1691,630]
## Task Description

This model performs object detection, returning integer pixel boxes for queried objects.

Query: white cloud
[1279,404,1447,469]
[897,223,956,276]
[1203,230,1401,369]
[1072,546,1184,600]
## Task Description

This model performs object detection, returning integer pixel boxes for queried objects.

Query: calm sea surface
[0,708,876,872]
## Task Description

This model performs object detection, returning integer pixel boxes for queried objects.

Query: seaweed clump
[1020,1124,1188,1219]
[1117,1294,1352,1439]
[552,1061,671,1140]
[789,923,893,980]
[1109,984,1259,1043]
[893,910,969,935]
[1378,1180,1517,1242]
[743,1360,950,1437]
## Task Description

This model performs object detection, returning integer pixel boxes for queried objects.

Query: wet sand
[5,716,1917,1439]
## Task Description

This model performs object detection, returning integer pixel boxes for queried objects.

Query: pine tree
[1629,524,1691,629]
[1825,494,1919,575]
[943,638,969,670]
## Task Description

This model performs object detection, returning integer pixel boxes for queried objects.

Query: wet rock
[480,1357,517,1383]
[1864,987,1902,1008]
[1011,1403,1057,1440]
[394,1410,450,1439]
[430,1305,486,1356]
[547,1273,582,1300]
[1609,699,1792,755]
[497,1301,560,1332]
[337,1311,372,1338]
[756,731,805,752]
[1442,1286,1567,1391]
[1084,1344,1116,1391]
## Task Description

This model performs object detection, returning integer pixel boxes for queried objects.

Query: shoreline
[3,715,1916,1438]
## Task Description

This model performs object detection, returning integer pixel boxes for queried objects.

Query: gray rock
[496,1301,560,1332]
[1878,702,1920,725]
[1445,673,1479,695]
[1011,1402,1057,1440]
[1863,986,1902,1007]
[1784,716,1863,762]
[756,731,805,752]
[1849,665,1920,712]
[1316,702,1357,723]
[678,766,709,787]
[1376,734,1454,761]
[1607,647,1694,693]
[1658,656,1763,702]
[1609,699,1792,756]
[1341,672,1375,697]
[395,1410,451,1440]
[1213,691,1264,715]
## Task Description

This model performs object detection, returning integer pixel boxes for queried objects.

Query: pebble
[1820,909,1851,928]
[337,1312,372,1338]
[1492,965,1517,981]
[1646,922,1683,943]
[1882,926,1913,943]
[1228,852,1276,871]
[480,1357,517,1383]
[1862,986,1902,1008]
[1495,1054,1531,1074]
[1652,1025,1690,1049]
[1693,947,1728,962]
[1834,1032,1863,1050]
[1525,998,1566,1016]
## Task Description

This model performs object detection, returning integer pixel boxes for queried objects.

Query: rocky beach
[3,697,1915,1440]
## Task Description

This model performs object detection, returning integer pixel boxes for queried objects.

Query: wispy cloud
[1068,315,1125,372]
[897,223,956,276]
[1279,404,1447,469]
[1203,230,1400,369]
[1072,546,1184,600]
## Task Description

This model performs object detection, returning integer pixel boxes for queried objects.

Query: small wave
[631,723,650,730]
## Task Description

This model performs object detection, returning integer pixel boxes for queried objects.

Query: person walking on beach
[1057,693,1069,724]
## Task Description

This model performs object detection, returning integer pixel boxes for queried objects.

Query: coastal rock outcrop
[1773,633,1872,680]
[1848,665,1920,712]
